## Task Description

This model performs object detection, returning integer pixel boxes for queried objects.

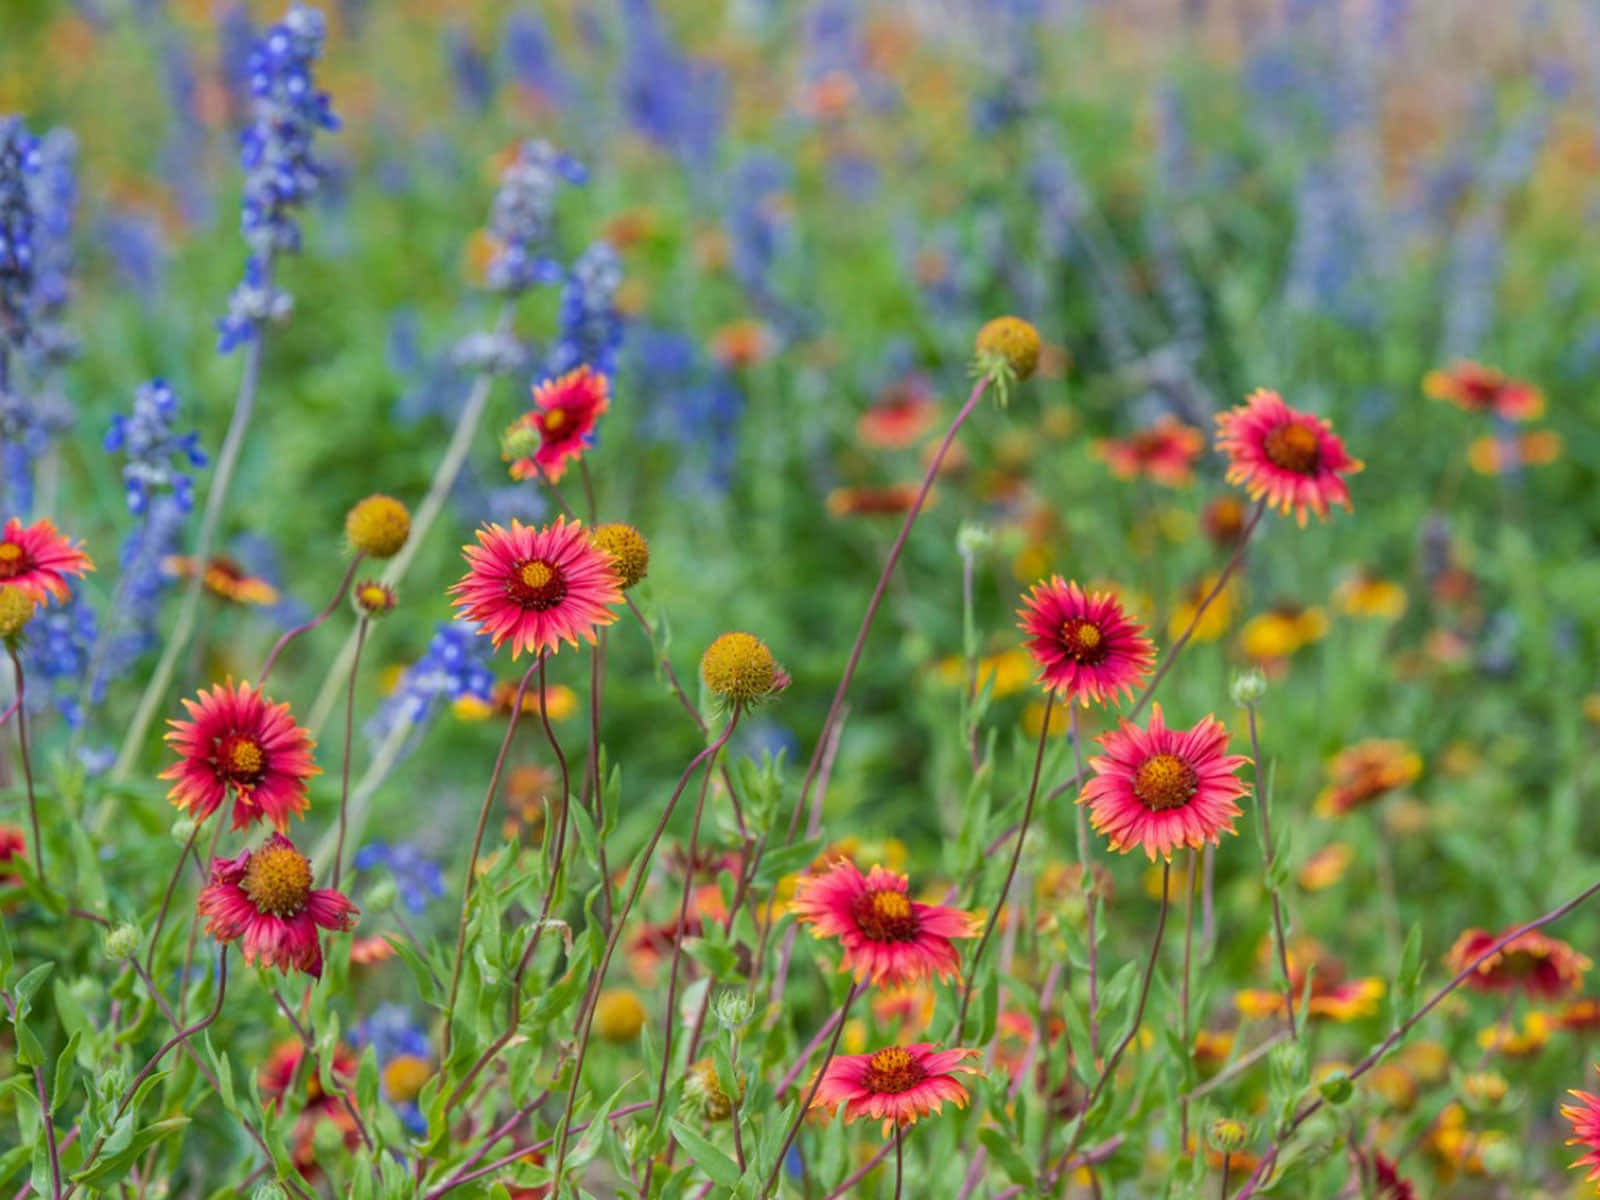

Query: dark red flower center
[242,842,313,917]
[0,542,28,579]
[852,888,920,942]
[1263,421,1321,475]
[1058,619,1107,664]
[1133,753,1198,812]
[505,558,568,611]
[218,734,266,786]
[864,1047,926,1095]
[539,406,580,445]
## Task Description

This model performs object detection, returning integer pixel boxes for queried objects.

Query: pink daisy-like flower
[161,680,319,831]
[1565,1080,1600,1184]
[1080,703,1249,861]
[505,366,610,484]
[448,517,621,659]
[1017,578,1155,706]
[1215,389,1363,526]
[197,833,357,978]
[791,860,977,988]
[0,517,92,605]
[812,1044,980,1135]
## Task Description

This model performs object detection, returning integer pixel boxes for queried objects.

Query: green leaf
[670,1120,742,1190]
[979,1127,1035,1186]
[72,1116,191,1186]
[751,838,824,888]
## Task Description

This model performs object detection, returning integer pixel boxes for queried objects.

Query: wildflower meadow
[3,0,1600,1196]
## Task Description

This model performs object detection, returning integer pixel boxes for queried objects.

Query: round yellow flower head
[591,523,650,591]
[1206,1117,1248,1155]
[345,495,411,559]
[382,1054,432,1104]
[975,316,1041,381]
[701,632,783,706]
[593,988,647,1043]
[353,580,397,618]
[684,1056,745,1121]
[0,588,37,640]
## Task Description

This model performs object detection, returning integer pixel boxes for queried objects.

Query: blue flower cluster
[105,379,207,516]
[351,841,445,913]
[26,129,77,340]
[619,0,724,167]
[353,1004,430,1135]
[484,139,586,295]
[217,4,338,353]
[365,622,494,752]
[546,240,622,379]
[20,594,98,729]
[0,116,40,356]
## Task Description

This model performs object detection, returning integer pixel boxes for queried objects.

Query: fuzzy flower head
[590,523,649,590]
[0,588,35,641]
[700,632,789,707]
[974,316,1040,382]
[345,494,410,559]
[791,860,977,988]
[1446,927,1591,1000]
[1215,389,1363,526]
[1018,578,1155,706]
[1080,703,1249,861]
[1095,417,1206,487]
[352,579,396,618]
[812,1044,980,1135]
[197,833,357,978]
[161,680,319,830]
[0,517,91,605]
[504,365,609,484]
[1424,361,1544,422]
[448,517,621,659]
[1564,1078,1600,1183]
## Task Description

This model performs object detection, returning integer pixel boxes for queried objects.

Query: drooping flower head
[812,1044,980,1135]
[1315,739,1422,818]
[448,517,621,658]
[504,366,610,484]
[1424,361,1544,422]
[0,517,91,605]
[162,680,319,830]
[1094,417,1206,487]
[1215,389,1363,526]
[1080,703,1249,861]
[1018,578,1155,706]
[791,860,976,988]
[197,833,357,978]
[1446,926,1591,1000]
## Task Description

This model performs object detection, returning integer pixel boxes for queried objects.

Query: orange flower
[1094,417,1206,487]
[858,375,938,449]
[1424,361,1544,421]
[826,483,924,517]
[162,555,279,606]
[1466,429,1562,475]
[711,319,776,369]
[1315,740,1422,818]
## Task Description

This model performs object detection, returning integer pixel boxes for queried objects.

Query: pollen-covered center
[506,557,568,611]
[1263,421,1321,475]
[0,542,27,578]
[218,734,265,785]
[1058,618,1107,664]
[852,888,920,942]
[541,408,570,437]
[864,1047,927,1095]
[1133,753,1199,812]
[242,842,313,917]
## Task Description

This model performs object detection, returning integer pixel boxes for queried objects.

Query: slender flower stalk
[761,980,862,1197]
[1069,704,1101,1060]
[1245,700,1297,1039]
[893,1125,905,1200]
[1179,848,1198,1146]
[330,616,369,890]
[551,714,741,1187]
[143,822,201,977]
[6,645,41,883]
[956,689,1054,1035]
[257,553,363,687]
[786,375,991,841]
[440,659,539,1059]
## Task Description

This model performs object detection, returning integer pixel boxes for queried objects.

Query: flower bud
[712,988,754,1032]
[104,923,141,961]
[1318,1071,1354,1105]
[1206,1117,1248,1154]
[956,522,994,560]
[170,816,198,846]
[1230,668,1268,706]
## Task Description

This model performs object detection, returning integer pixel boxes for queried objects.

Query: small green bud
[956,522,994,560]
[1206,1117,1249,1154]
[1230,668,1268,707]
[104,923,141,961]
[500,423,539,463]
[1318,1072,1353,1105]
[252,1183,289,1200]
[712,988,754,1032]
[170,816,198,847]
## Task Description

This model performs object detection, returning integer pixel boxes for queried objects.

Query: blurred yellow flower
[1239,606,1328,662]
[1333,570,1407,620]
[1168,572,1239,643]
[931,648,1033,698]
[1297,843,1353,891]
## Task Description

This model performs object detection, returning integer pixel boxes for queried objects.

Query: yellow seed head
[975,316,1041,381]
[353,580,397,618]
[0,588,36,639]
[593,988,647,1043]
[345,495,411,559]
[700,632,778,705]
[591,523,650,590]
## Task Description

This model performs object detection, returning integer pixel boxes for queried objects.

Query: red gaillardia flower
[1094,417,1206,487]
[1445,926,1591,1000]
[858,375,938,450]
[0,517,92,605]
[1215,389,1363,526]
[1566,1079,1600,1184]
[1424,361,1544,422]
[448,517,621,659]
[1315,739,1422,818]
[1018,578,1155,706]
[505,366,610,484]
[791,860,977,988]
[812,1044,980,1135]
[161,554,280,606]
[197,833,357,978]
[162,680,319,831]
[1080,703,1249,861]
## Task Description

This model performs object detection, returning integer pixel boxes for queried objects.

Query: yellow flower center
[382,1055,432,1103]
[851,887,919,942]
[0,542,25,579]
[241,842,314,917]
[1133,753,1198,812]
[505,558,568,611]
[1263,421,1321,475]
[220,735,265,783]
[864,1047,927,1095]
[543,408,568,434]
[1058,618,1106,664]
